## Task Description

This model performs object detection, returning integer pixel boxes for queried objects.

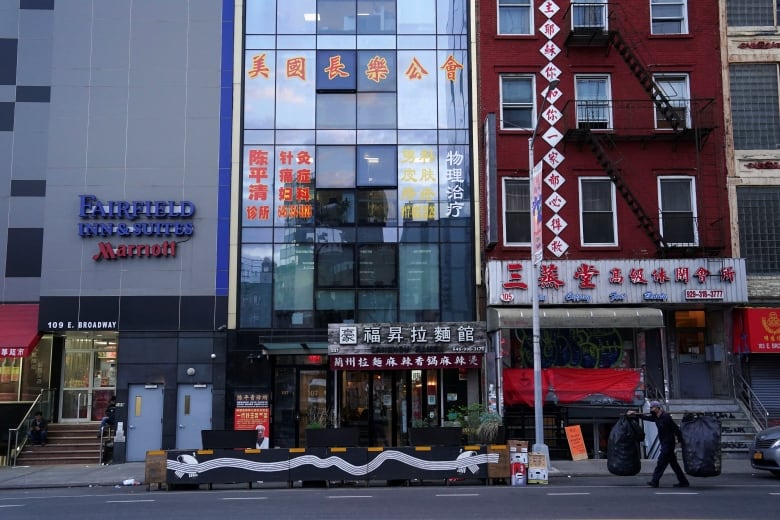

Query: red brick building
[477,1,746,458]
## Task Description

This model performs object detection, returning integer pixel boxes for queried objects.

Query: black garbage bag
[681,413,721,477]
[607,416,643,476]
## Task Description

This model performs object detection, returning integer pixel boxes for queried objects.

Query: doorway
[126,384,164,462]
[176,384,212,450]
[59,334,117,422]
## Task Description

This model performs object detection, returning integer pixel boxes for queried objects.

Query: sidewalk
[0,458,755,491]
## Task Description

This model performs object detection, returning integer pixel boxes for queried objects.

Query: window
[654,74,690,129]
[650,0,687,34]
[500,75,534,130]
[579,178,616,246]
[503,178,530,245]
[498,0,532,35]
[575,75,611,129]
[729,64,780,150]
[572,0,607,31]
[737,187,780,274]
[658,177,698,246]
[726,0,776,27]
[359,244,397,287]
[317,245,355,287]
[357,189,397,225]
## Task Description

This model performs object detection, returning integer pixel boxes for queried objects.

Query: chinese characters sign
[328,322,486,356]
[488,258,747,305]
[330,353,482,371]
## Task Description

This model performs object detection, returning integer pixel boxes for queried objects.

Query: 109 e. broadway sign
[327,322,486,371]
[77,194,196,261]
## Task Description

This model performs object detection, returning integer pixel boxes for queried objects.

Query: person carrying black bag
[628,401,690,488]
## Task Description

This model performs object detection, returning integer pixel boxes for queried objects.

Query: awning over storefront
[733,308,780,354]
[487,307,664,332]
[261,342,328,355]
[503,368,641,406]
[0,304,41,358]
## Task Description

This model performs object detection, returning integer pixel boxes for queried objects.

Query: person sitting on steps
[28,411,48,446]
[98,396,117,439]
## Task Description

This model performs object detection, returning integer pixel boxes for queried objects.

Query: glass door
[60,335,117,422]
[299,369,328,446]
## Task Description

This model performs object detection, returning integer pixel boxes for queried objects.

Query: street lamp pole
[528,78,559,462]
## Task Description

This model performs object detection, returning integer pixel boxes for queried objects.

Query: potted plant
[304,407,360,447]
[476,411,505,444]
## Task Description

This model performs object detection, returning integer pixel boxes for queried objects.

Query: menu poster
[234,391,270,448]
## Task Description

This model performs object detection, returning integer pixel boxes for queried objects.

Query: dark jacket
[637,410,683,449]
[31,417,47,431]
[104,403,117,424]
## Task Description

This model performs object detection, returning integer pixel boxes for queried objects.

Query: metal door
[176,384,212,449]
[126,384,164,462]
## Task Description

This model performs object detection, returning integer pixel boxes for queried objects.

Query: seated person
[28,411,48,446]
[98,396,117,438]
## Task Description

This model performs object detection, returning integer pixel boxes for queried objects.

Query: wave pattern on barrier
[167,450,499,478]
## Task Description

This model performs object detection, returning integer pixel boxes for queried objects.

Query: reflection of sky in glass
[398,51,437,129]
[317,94,356,129]
[245,0,275,34]
[244,50,275,129]
[277,0,316,34]
[316,146,355,188]
[397,0,436,34]
[437,50,468,128]
[242,145,275,227]
[276,51,316,129]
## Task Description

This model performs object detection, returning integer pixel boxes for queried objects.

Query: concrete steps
[15,423,106,466]
[666,398,756,459]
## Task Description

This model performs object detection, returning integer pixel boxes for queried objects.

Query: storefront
[0,304,49,403]
[486,258,748,457]
[733,307,780,422]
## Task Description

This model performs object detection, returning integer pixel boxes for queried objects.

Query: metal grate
[729,64,780,150]
[737,187,780,274]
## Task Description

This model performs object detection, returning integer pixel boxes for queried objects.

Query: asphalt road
[1,473,778,520]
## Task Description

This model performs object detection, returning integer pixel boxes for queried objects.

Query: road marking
[220,497,268,500]
[435,493,480,497]
[0,505,24,508]
[328,495,373,499]
[106,499,155,503]
[548,492,590,496]
[656,492,698,495]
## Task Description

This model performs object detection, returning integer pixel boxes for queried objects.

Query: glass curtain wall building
[239,0,474,328]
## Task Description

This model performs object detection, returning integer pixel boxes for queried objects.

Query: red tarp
[0,304,41,358]
[733,308,780,354]
[503,368,641,406]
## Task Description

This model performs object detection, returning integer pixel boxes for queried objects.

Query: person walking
[628,400,690,488]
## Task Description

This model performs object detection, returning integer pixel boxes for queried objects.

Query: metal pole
[529,78,558,463]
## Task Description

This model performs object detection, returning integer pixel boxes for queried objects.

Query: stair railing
[730,364,769,431]
[5,388,56,467]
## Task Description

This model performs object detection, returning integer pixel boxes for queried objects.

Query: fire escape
[560,3,719,257]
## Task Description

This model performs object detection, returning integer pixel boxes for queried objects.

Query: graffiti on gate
[511,327,627,369]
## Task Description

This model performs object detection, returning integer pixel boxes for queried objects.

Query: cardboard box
[527,452,548,485]
[488,445,510,479]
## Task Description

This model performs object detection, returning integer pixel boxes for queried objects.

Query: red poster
[234,391,270,448]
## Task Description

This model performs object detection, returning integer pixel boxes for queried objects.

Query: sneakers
[646,481,659,488]
[673,482,690,488]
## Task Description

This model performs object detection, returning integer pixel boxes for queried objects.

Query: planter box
[305,427,360,448]
[409,427,462,446]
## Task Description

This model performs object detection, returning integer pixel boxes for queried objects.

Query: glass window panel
[659,178,696,245]
[317,50,357,91]
[277,51,316,129]
[359,244,397,287]
[499,0,532,35]
[318,0,357,34]
[245,0,276,34]
[244,50,276,129]
[357,189,398,225]
[398,145,438,223]
[501,75,533,130]
[274,145,315,227]
[357,93,397,129]
[503,178,530,245]
[729,64,780,149]
[315,189,356,226]
[317,93,357,129]
[278,0,317,34]
[398,51,438,129]
[650,0,687,34]
[737,186,780,274]
[317,244,354,287]
[397,0,437,34]
[358,290,398,322]
[439,143,470,221]
[437,50,468,128]
[726,0,774,26]
[358,51,396,91]
[316,146,356,187]
[580,178,616,245]
[315,291,355,328]
[399,244,439,310]
[439,243,473,321]
[240,244,274,328]
[274,244,314,311]
[357,0,396,34]
[358,146,397,185]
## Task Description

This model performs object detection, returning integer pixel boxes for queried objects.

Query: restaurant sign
[327,321,486,356]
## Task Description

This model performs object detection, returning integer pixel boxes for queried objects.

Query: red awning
[0,304,41,358]
[733,308,780,354]
[503,368,641,406]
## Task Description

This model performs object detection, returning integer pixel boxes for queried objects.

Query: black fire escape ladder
[608,31,684,131]
[584,132,668,251]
